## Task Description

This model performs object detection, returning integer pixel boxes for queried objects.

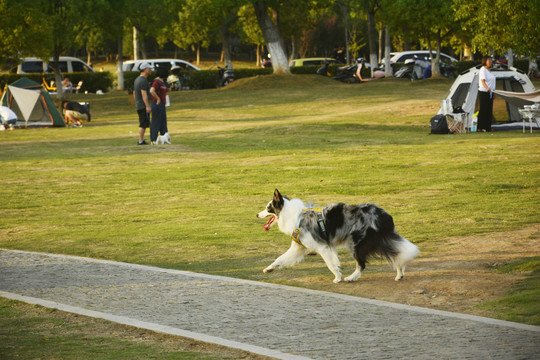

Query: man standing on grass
[134,62,152,145]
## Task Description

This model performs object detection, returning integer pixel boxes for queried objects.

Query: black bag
[430,114,449,134]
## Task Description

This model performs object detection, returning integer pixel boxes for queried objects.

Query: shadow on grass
[0,122,444,162]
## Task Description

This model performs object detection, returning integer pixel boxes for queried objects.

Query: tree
[45,0,88,100]
[252,1,290,74]
[125,0,173,60]
[342,1,368,61]
[0,0,51,65]
[170,0,213,65]
[454,0,540,62]
[237,4,266,66]
[387,0,460,77]
[363,0,380,77]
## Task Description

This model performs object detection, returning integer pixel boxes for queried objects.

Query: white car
[390,51,458,64]
[123,59,200,72]
[15,57,95,74]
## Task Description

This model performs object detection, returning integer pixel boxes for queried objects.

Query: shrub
[0,72,113,93]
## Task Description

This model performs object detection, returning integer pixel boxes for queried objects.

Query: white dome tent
[436,65,536,130]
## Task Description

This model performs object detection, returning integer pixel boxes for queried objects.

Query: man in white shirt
[477,56,496,132]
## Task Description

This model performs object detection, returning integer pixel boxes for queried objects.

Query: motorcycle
[395,56,455,80]
[332,58,386,83]
[217,64,235,87]
[317,61,331,77]
[167,66,182,91]
[331,58,363,83]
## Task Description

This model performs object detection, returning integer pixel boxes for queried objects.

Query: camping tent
[436,65,536,125]
[0,77,64,127]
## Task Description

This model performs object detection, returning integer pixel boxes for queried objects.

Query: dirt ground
[331,224,540,316]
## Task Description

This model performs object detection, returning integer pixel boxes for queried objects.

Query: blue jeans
[150,102,168,142]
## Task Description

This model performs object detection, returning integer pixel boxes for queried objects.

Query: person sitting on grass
[62,101,88,127]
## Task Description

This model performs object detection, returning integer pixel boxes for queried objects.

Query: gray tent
[437,65,536,125]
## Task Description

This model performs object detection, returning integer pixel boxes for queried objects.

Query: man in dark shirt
[62,101,88,127]
[134,62,152,145]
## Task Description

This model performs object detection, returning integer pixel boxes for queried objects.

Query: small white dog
[155,132,171,145]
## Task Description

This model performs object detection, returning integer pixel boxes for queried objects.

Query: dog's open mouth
[263,215,276,231]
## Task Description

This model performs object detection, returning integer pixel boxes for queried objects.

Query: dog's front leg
[264,242,306,273]
[318,246,342,283]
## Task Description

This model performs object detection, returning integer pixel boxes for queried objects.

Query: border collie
[257,189,419,283]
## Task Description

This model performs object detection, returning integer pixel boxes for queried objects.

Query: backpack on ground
[430,114,449,134]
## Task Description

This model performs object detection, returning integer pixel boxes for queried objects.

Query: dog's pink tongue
[263,216,275,231]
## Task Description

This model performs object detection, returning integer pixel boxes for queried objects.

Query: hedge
[121,59,533,91]
[0,72,113,93]
[123,68,275,91]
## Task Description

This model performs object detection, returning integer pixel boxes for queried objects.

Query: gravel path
[1,249,538,360]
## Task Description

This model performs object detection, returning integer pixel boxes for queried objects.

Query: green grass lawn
[1,75,539,332]
[2,76,537,260]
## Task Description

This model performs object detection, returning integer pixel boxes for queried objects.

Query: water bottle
[471,116,477,132]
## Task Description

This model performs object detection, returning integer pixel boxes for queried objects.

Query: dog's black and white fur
[257,189,419,283]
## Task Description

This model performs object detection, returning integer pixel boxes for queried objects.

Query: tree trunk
[367,9,377,77]
[430,30,442,78]
[133,26,139,60]
[463,43,472,60]
[384,25,392,77]
[50,50,64,101]
[117,36,124,91]
[378,28,382,63]
[220,23,232,67]
[507,48,513,68]
[253,1,290,75]
[86,45,91,65]
[290,35,299,61]
[141,37,148,59]
[340,2,350,64]
[196,43,200,65]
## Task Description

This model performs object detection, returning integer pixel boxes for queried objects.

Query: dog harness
[291,207,327,246]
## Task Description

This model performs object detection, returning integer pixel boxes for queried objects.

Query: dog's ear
[273,189,282,204]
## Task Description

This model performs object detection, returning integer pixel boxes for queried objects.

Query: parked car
[390,51,458,64]
[289,57,340,67]
[122,59,200,72]
[14,57,95,74]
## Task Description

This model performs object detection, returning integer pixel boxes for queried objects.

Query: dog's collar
[291,207,327,246]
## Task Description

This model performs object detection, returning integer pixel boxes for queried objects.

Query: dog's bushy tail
[374,211,419,268]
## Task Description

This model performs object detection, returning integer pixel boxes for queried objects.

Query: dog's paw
[394,275,404,281]
[263,267,274,274]
[344,276,357,282]
[333,276,342,283]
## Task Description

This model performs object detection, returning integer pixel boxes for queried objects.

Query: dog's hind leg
[395,266,404,281]
[345,242,367,282]
[345,262,364,282]
[263,242,307,273]
[393,237,419,281]
[318,246,342,283]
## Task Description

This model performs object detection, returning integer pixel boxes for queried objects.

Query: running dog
[257,189,419,283]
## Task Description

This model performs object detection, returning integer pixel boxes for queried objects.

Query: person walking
[477,55,496,132]
[134,62,152,145]
[149,66,171,145]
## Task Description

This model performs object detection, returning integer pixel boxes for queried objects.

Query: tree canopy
[0,0,538,76]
